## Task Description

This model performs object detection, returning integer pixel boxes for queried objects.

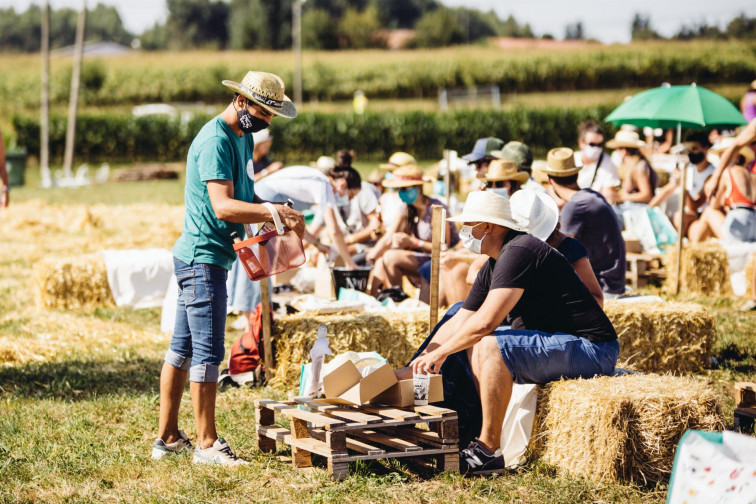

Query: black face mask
[236,102,268,134]
[688,151,705,164]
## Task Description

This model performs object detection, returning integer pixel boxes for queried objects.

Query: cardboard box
[371,374,444,407]
[319,360,397,406]
[735,382,756,408]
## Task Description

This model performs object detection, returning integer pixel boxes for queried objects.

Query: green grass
[1,174,755,503]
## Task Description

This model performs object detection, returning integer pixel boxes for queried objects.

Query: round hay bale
[604,301,716,374]
[665,242,731,295]
[33,253,114,310]
[533,374,723,486]
[271,311,430,387]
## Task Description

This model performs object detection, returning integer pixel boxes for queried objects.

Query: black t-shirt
[462,231,617,343]
[561,189,626,294]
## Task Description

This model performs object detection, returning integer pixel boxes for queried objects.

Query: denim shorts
[494,328,620,385]
[165,257,228,383]
[721,206,756,244]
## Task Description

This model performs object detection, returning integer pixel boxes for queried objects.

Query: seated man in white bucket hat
[403,190,619,475]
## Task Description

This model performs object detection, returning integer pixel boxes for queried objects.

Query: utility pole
[292,0,304,108]
[63,0,86,180]
[40,0,51,187]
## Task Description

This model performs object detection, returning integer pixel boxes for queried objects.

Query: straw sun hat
[544,147,582,177]
[447,190,525,231]
[606,130,647,150]
[380,151,417,171]
[484,159,530,184]
[509,190,559,241]
[382,165,424,188]
[710,137,755,165]
[222,71,297,119]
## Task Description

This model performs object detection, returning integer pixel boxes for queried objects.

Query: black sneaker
[459,440,505,476]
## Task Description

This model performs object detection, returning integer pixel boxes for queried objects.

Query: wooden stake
[675,125,686,295]
[40,0,51,186]
[63,0,86,179]
[261,278,274,381]
[430,205,444,328]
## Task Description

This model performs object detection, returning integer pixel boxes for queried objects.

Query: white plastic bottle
[306,325,332,397]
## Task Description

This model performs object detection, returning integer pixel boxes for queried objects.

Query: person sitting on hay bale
[545,147,627,300]
[399,189,619,476]
[367,164,459,298]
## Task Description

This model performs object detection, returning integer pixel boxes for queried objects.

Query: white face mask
[491,187,509,198]
[334,193,349,207]
[459,223,485,254]
[583,145,602,161]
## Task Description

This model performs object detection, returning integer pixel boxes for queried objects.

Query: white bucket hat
[447,190,525,231]
[509,190,559,241]
[222,71,297,119]
[311,155,336,173]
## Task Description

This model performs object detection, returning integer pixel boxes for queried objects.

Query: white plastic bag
[499,383,538,468]
[667,429,756,504]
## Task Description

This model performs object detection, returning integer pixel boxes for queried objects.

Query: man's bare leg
[158,362,188,444]
[467,336,513,452]
[191,382,219,449]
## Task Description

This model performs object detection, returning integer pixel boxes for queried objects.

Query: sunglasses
[486,180,507,189]
[586,142,604,148]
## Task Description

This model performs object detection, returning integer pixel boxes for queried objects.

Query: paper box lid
[322,360,397,406]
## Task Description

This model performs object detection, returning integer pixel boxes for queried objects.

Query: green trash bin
[6,149,27,187]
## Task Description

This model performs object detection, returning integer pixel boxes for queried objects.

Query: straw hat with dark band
[544,147,582,177]
[382,165,425,188]
[222,71,297,119]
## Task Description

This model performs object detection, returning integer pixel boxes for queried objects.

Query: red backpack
[227,303,270,384]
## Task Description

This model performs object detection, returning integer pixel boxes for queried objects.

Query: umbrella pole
[674,123,685,294]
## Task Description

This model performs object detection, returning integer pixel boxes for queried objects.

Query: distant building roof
[52,40,132,58]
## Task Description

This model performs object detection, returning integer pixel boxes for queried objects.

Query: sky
[1,0,755,43]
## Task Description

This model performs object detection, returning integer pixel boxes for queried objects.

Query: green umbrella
[605,84,747,130]
[605,84,746,295]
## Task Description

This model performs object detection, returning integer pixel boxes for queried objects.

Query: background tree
[726,13,756,39]
[165,0,229,49]
[302,8,340,49]
[564,21,584,40]
[412,7,465,48]
[337,6,382,48]
[631,13,661,40]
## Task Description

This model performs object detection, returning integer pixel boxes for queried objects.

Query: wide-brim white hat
[606,129,646,149]
[222,71,297,119]
[509,190,559,241]
[447,190,525,231]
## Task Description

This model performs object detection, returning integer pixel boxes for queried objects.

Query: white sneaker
[152,430,193,460]
[193,438,249,466]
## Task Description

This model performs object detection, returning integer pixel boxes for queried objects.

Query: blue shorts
[722,206,756,244]
[165,257,228,383]
[493,327,619,385]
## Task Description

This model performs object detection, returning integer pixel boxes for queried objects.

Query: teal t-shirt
[172,116,254,270]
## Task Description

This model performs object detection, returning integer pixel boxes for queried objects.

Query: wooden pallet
[626,252,667,289]
[255,398,459,480]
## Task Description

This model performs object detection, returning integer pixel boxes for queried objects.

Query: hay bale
[533,374,723,485]
[33,253,114,309]
[746,253,755,299]
[272,311,430,386]
[665,242,731,295]
[604,301,715,373]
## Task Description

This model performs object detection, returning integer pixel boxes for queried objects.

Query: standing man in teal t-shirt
[153,71,304,466]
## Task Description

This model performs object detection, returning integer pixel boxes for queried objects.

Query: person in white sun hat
[399,190,619,476]
[158,71,304,467]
